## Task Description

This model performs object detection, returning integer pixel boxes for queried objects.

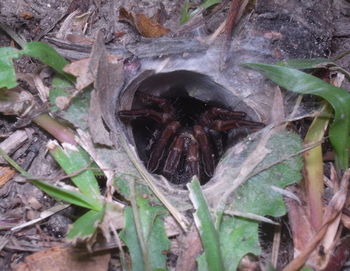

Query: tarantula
[118,92,264,185]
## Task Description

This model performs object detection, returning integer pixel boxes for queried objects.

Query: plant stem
[33,113,76,145]
[303,104,331,231]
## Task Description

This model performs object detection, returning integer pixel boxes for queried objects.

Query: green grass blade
[276,58,330,69]
[243,63,350,169]
[49,143,101,199]
[1,42,73,89]
[21,42,74,81]
[31,179,102,210]
[188,178,224,271]
[120,206,145,271]
[0,147,103,210]
[66,209,105,240]
[199,0,221,9]
[180,0,221,24]
[179,0,191,24]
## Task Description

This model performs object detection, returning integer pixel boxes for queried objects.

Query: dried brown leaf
[13,246,110,271]
[119,7,170,38]
[88,90,113,146]
[63,31,117,91]
[0,166,15,187]
[0,89,33,116]
[285,190,315,253]
[63,58,93,90]
[283,169,350,271]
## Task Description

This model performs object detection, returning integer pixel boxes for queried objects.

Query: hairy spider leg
[137,92,176,115]
[193,125,216,178]
[148,121,181,172]
[208,129,224,157]
[200,107,246,127]
[185,139,200,181]
[118,109,174,124]
[211,119,265,131]
[162,134,185,179]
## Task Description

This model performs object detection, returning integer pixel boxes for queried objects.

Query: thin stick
[109,222,128,271]
[271,225,281,268]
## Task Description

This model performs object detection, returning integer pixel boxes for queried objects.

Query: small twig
[34,5,73,41]
[271,224,282,268]
[332,50,350,62]
[0,233,11,252]
[289,95,303,119]
[224,210,279,225]
[24,165,94,182]
[0,23,26,48]
[223,0,242,48]
[283,169,350,271]
[221,0,248,66]
[206,18,226,45]
[11,204,70,232]
[109,222,128,271]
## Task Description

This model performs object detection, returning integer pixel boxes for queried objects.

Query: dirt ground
[1,0,350,270]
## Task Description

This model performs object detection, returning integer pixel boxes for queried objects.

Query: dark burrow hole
[121,89,262,185]
[131,94,226,185]
[118,70,264,187]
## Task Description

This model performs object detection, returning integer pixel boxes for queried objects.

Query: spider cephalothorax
[118,92,264,185]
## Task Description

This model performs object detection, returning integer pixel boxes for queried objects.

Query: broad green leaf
[188,178,224,271]
[0,47,20,88]
[31,179,102,210]
[49,144,101,199]
[120,196,169,271]
[219,218,260,271]
[243,63,350,169]
[230,132,302,215]
[66,209,105,240]
[277,58,350,92]
[49,76,90,130]
[277,58,330,69]
[21,42,73,81]
[211,131,302,270]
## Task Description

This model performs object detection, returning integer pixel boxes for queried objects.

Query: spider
[118,92,264,185]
